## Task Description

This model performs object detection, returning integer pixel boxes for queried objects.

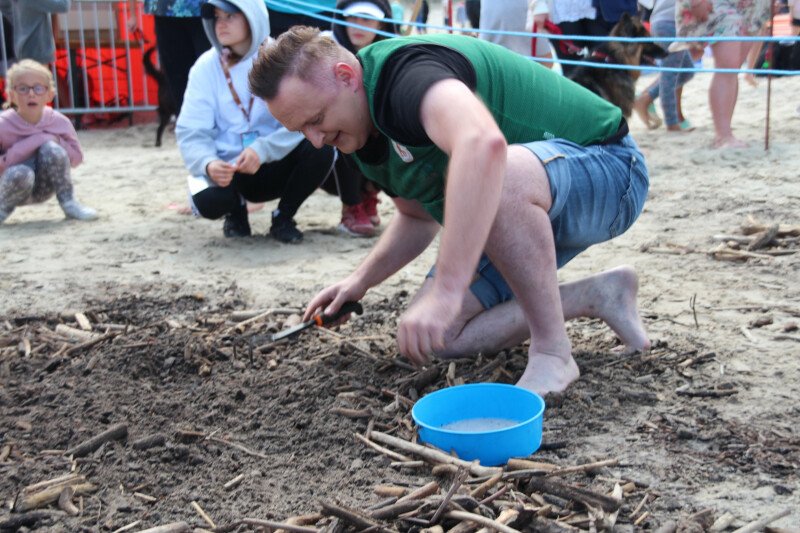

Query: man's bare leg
[409,148,649,395]
[479,146,576,395]
[414,266,649,358]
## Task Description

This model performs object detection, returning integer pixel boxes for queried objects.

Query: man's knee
[499,146,552,212]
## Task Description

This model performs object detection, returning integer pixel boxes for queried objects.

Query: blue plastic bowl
[411,383,545,466]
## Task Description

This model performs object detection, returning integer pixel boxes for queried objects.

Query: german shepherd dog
[568,13,666,117]
[143,46,177,147]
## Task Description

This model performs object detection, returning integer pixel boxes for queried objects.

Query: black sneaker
[223,208,251,238]
[269,214,303,244]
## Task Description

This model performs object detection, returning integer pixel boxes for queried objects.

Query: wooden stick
[111,520,142,533]
[475,508,519,533]
[747,224,779,251]
[545,458,618,477]
[224,308,293,334]
[191,500,216,529]
[506,459,557,472]
[23,473,84,493]
[355,433,414,462]
[58,486,80,516]
[223,473,245,491]
[131,433,167,450]
[731,509,791,533]
[241,518,321,533]
[64,330,120,356]
[370,500,424,520]
[430,469,466,525]
[710,512,736,532]
[65,423,128,458]
[55,324,99,342]
[137,522,191,533]
[374,485,409,498]
[0,512,60,531]
[14,482,95,512]
[444,511,521,533]
[526,477,621,513]
[470,472,503,499]
[370,431,502,477]
[208,436,270,459]
[75,312,92,331]
[397,481,441,503]
[320,501,391,533]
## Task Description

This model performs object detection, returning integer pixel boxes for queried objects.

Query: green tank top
[354,34,623,223]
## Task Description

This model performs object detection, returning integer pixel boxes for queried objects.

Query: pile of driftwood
[2,303,796,533]
[710,217,799,262]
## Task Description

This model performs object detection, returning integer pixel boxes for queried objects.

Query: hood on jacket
[333,0,398,54]
[201,0,270,60]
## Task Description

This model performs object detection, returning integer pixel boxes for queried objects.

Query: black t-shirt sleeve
[372,44,477,146]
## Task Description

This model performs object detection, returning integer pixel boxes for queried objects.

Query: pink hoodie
[0,107,83,175]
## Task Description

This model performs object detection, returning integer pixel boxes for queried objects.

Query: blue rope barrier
[265,0,800,76]
[271,0,800,43]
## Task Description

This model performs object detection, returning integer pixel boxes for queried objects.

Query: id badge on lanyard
[241,131,259,149]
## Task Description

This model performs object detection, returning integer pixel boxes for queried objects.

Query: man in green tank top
[250,27,651,396]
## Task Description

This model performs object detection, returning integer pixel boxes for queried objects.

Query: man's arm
[304,197,440,320]
[396,78,507,363]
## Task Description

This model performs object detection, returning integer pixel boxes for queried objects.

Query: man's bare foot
[573,266,651,352]
[633,96,662,130]
[516,351,580,396]
[713,136,748,149]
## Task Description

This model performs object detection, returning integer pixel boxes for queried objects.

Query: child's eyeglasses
[14,84,49,95]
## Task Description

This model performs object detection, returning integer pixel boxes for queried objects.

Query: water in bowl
[441,417,519,432]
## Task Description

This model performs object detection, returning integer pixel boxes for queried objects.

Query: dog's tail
[143,46,166,85]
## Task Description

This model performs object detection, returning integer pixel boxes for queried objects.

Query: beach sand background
[1,50,799,528]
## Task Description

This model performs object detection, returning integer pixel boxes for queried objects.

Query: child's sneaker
[222,207,251,237]
[270,212,303,243]
[61,199,98,221]
[339,203,375,237]
[362,188,381,227]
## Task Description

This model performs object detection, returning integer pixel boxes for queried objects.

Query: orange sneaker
[339,203,375,237]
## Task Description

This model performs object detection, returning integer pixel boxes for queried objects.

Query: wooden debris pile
[710,217,799,262]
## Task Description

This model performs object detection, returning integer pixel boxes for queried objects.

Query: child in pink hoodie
[0,60,96,223]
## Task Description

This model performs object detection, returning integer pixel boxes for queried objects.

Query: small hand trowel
[271,301,364,342]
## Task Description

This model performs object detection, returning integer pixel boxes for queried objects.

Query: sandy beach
[1,60,798,529]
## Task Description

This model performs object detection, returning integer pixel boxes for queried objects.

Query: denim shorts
[428,134,649,309]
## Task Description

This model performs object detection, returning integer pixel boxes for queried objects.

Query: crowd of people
[0,0,793,394]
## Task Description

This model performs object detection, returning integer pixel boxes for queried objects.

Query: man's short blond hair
[249,26,351,100]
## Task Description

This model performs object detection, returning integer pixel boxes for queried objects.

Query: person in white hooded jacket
[177,0,342,243]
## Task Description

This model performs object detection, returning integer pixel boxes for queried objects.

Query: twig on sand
[731,508,791,533]
[445,510,521,533]
[355,433,413,462]
[429,468,467,525]
[369,431,502,477]
[191,500,216,529]
[64,423,128,458]
[138,522,191,533]
[320,500,393,533]
[213,518,320,533]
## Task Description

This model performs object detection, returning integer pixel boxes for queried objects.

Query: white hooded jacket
[176,0,303,192]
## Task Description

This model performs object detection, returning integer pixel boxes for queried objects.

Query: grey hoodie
[176,0,303,187]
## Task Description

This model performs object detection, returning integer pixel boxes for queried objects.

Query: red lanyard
[219,56,254,123]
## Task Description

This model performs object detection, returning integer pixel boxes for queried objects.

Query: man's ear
[333,62,360,90]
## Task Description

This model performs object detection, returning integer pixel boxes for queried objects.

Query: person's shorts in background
[428,134,649,309]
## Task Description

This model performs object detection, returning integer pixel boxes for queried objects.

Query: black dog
[143,46,177,147]
[568,13,666,117]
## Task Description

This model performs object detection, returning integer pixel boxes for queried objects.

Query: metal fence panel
[1,0,158,118]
